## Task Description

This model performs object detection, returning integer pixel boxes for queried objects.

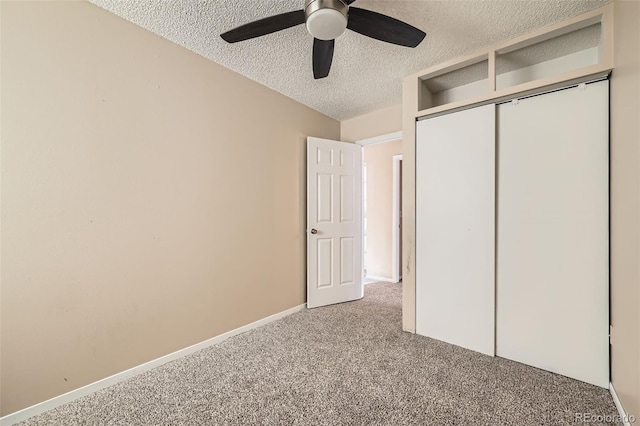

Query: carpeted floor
[20,282,620,425]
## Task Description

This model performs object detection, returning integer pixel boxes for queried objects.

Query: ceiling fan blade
[221,10,305,43]
[347,7,426,48]
[344,0,357,4]
[313,38,335,79]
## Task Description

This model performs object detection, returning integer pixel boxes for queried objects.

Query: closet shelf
[408,5,613,119]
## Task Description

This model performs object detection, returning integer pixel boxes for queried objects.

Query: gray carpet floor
[21,282,620,425]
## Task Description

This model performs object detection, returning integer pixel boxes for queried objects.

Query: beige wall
[611,0,640,419]
[341,104,402,142]
[0,0,339,415]
[363,140,403,280]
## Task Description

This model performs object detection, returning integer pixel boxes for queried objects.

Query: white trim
[392,155,403,283]
[0,303,306,426]
[355,131,402,146]
[610,382,634,426]
[365,275,394,283]
[361,153,367,286]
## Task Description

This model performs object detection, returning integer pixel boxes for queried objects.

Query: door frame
[355,131,403,283]
[392,154,403,283]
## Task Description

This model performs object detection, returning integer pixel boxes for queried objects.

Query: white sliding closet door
[496,81,609,388]
[416,104,495,356]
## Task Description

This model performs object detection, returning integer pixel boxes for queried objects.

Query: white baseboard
[365,275,394,283]
[610,382,634,426]
[0,303,306,426]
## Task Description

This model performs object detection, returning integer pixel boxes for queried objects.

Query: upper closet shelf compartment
[412,5,612,118]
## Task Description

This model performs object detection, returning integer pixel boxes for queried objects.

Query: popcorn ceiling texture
[89,0,610,120]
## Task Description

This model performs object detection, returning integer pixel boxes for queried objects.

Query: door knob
[310,229,318,234]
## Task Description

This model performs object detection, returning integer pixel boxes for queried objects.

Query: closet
[415,104,496,357]
[415,80,609,388]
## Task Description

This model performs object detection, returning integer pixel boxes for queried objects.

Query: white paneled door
[307,137,363,309]
[415,104,496,356]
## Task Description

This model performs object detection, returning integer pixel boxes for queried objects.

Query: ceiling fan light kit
[305,0,348,41]
[220,0,426,79]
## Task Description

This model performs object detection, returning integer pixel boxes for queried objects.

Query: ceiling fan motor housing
[304,0,348,40]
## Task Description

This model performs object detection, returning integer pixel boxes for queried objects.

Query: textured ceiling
[89,0,610,120]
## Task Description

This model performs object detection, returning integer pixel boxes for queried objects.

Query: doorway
[356,131,403,284]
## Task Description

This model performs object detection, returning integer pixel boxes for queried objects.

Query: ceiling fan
[220,0,426,79]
